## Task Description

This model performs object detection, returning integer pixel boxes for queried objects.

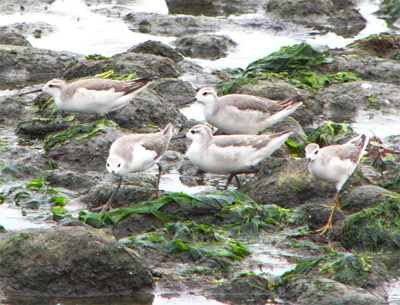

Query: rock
[0,0,55,15]
[124,12,224,37]
[0,95,38,126]
[0,226,154,296]
[341,198,400,251]
[204,273,272,304]
[44,123,124,172]
[0,46,83,89]
[110,87,187,130]
[0,26,31,46]
[341,185,400,213]
[264,0,366,38]
[64,53,180,80]
[278,277,386,305]
[150,78,196,105]
[128,40,184,62]
[43,169,100,191]
[240,158,335,208]
[1,22,53,40]
[16,118,72,139]
[172,34,236,60]
[83,176,158,211]
[166,0,262,16]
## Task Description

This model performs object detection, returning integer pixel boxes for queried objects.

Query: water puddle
[247,243,297,277]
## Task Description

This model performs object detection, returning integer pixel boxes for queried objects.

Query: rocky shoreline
[1,0,400,304]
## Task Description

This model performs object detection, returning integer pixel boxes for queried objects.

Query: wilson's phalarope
[20,75,156,116]
[179,87,304,134]
[101,123,174,213]
[185,124,293,189]
[305,134,369,234]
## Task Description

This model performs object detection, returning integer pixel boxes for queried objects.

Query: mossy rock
[203,273,272,305]
[277,277,386,305]
[341,185,400,213]
[0,227,154,297]
[341,198,400,251]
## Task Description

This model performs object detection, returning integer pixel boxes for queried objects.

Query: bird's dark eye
[191,130,197,134]
[314,151,318,155]
[48,84,55,88]
[202,92,208,96]
[117,163,121,168]
[106,163,110,167]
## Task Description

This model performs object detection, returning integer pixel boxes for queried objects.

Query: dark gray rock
[166,0,262,16]
[128,40,184,62]
[0,27,31,46]
[0,46,83,89]
[0,0,55,15]
[124,12,224,37]
[265,0,366,38]
[172,34,236,60]
[342,185,400,213]
[279,278,386,305]
[0,226,154,297]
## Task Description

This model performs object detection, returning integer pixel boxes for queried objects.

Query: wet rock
[83,176,158,211]
[1,22,54,40]
[296,202,345,232]
[0,95,38,126]
[0,226,154,296]
[43,169,100,191]
[317,81,400,122]
[45,124,124,172]
[166,0,262,16]
[128,40,184,62]
[241,158,334,208]
[341,198,400,251]
[279,277,386,305]
[0,27,31,46]
[64,53,180,80]
[150,78,196,105]
[173,34,236,60]
[0,0,55,15]
[124,12,225,37]
[0,46,83,89]
[341,185,400,213]
[204,273,272,304]
[0,146,47,182]
[16,118,72,139]
[324,53,400,86]
[110,88,186,130]
[265,0,366,38]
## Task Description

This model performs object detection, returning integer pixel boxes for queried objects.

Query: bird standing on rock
[179,87,304,134]
[19,75,156,116]
[101,123,175,213]
[185,124,294,189]
[305,134,369,234]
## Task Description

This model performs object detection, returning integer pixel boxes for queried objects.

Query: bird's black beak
[18,88,42,96]
[171,135,186,141]
[177,97,196,107]
[304,159,311,172]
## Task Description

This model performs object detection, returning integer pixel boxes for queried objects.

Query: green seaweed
[125,220,251,269]
[79,191,295,236]
[85,54,108,61]
[287,122,354,158]
[43,119,117,152]
[223,43,357,93]
[95,69,138,81]
[341,198,400,251]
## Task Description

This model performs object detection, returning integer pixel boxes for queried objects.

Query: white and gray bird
[185,124,293,189]
[305,134,369,234]
[20,75,156,116]
[179,87,303,134]
[101,123,175,213]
